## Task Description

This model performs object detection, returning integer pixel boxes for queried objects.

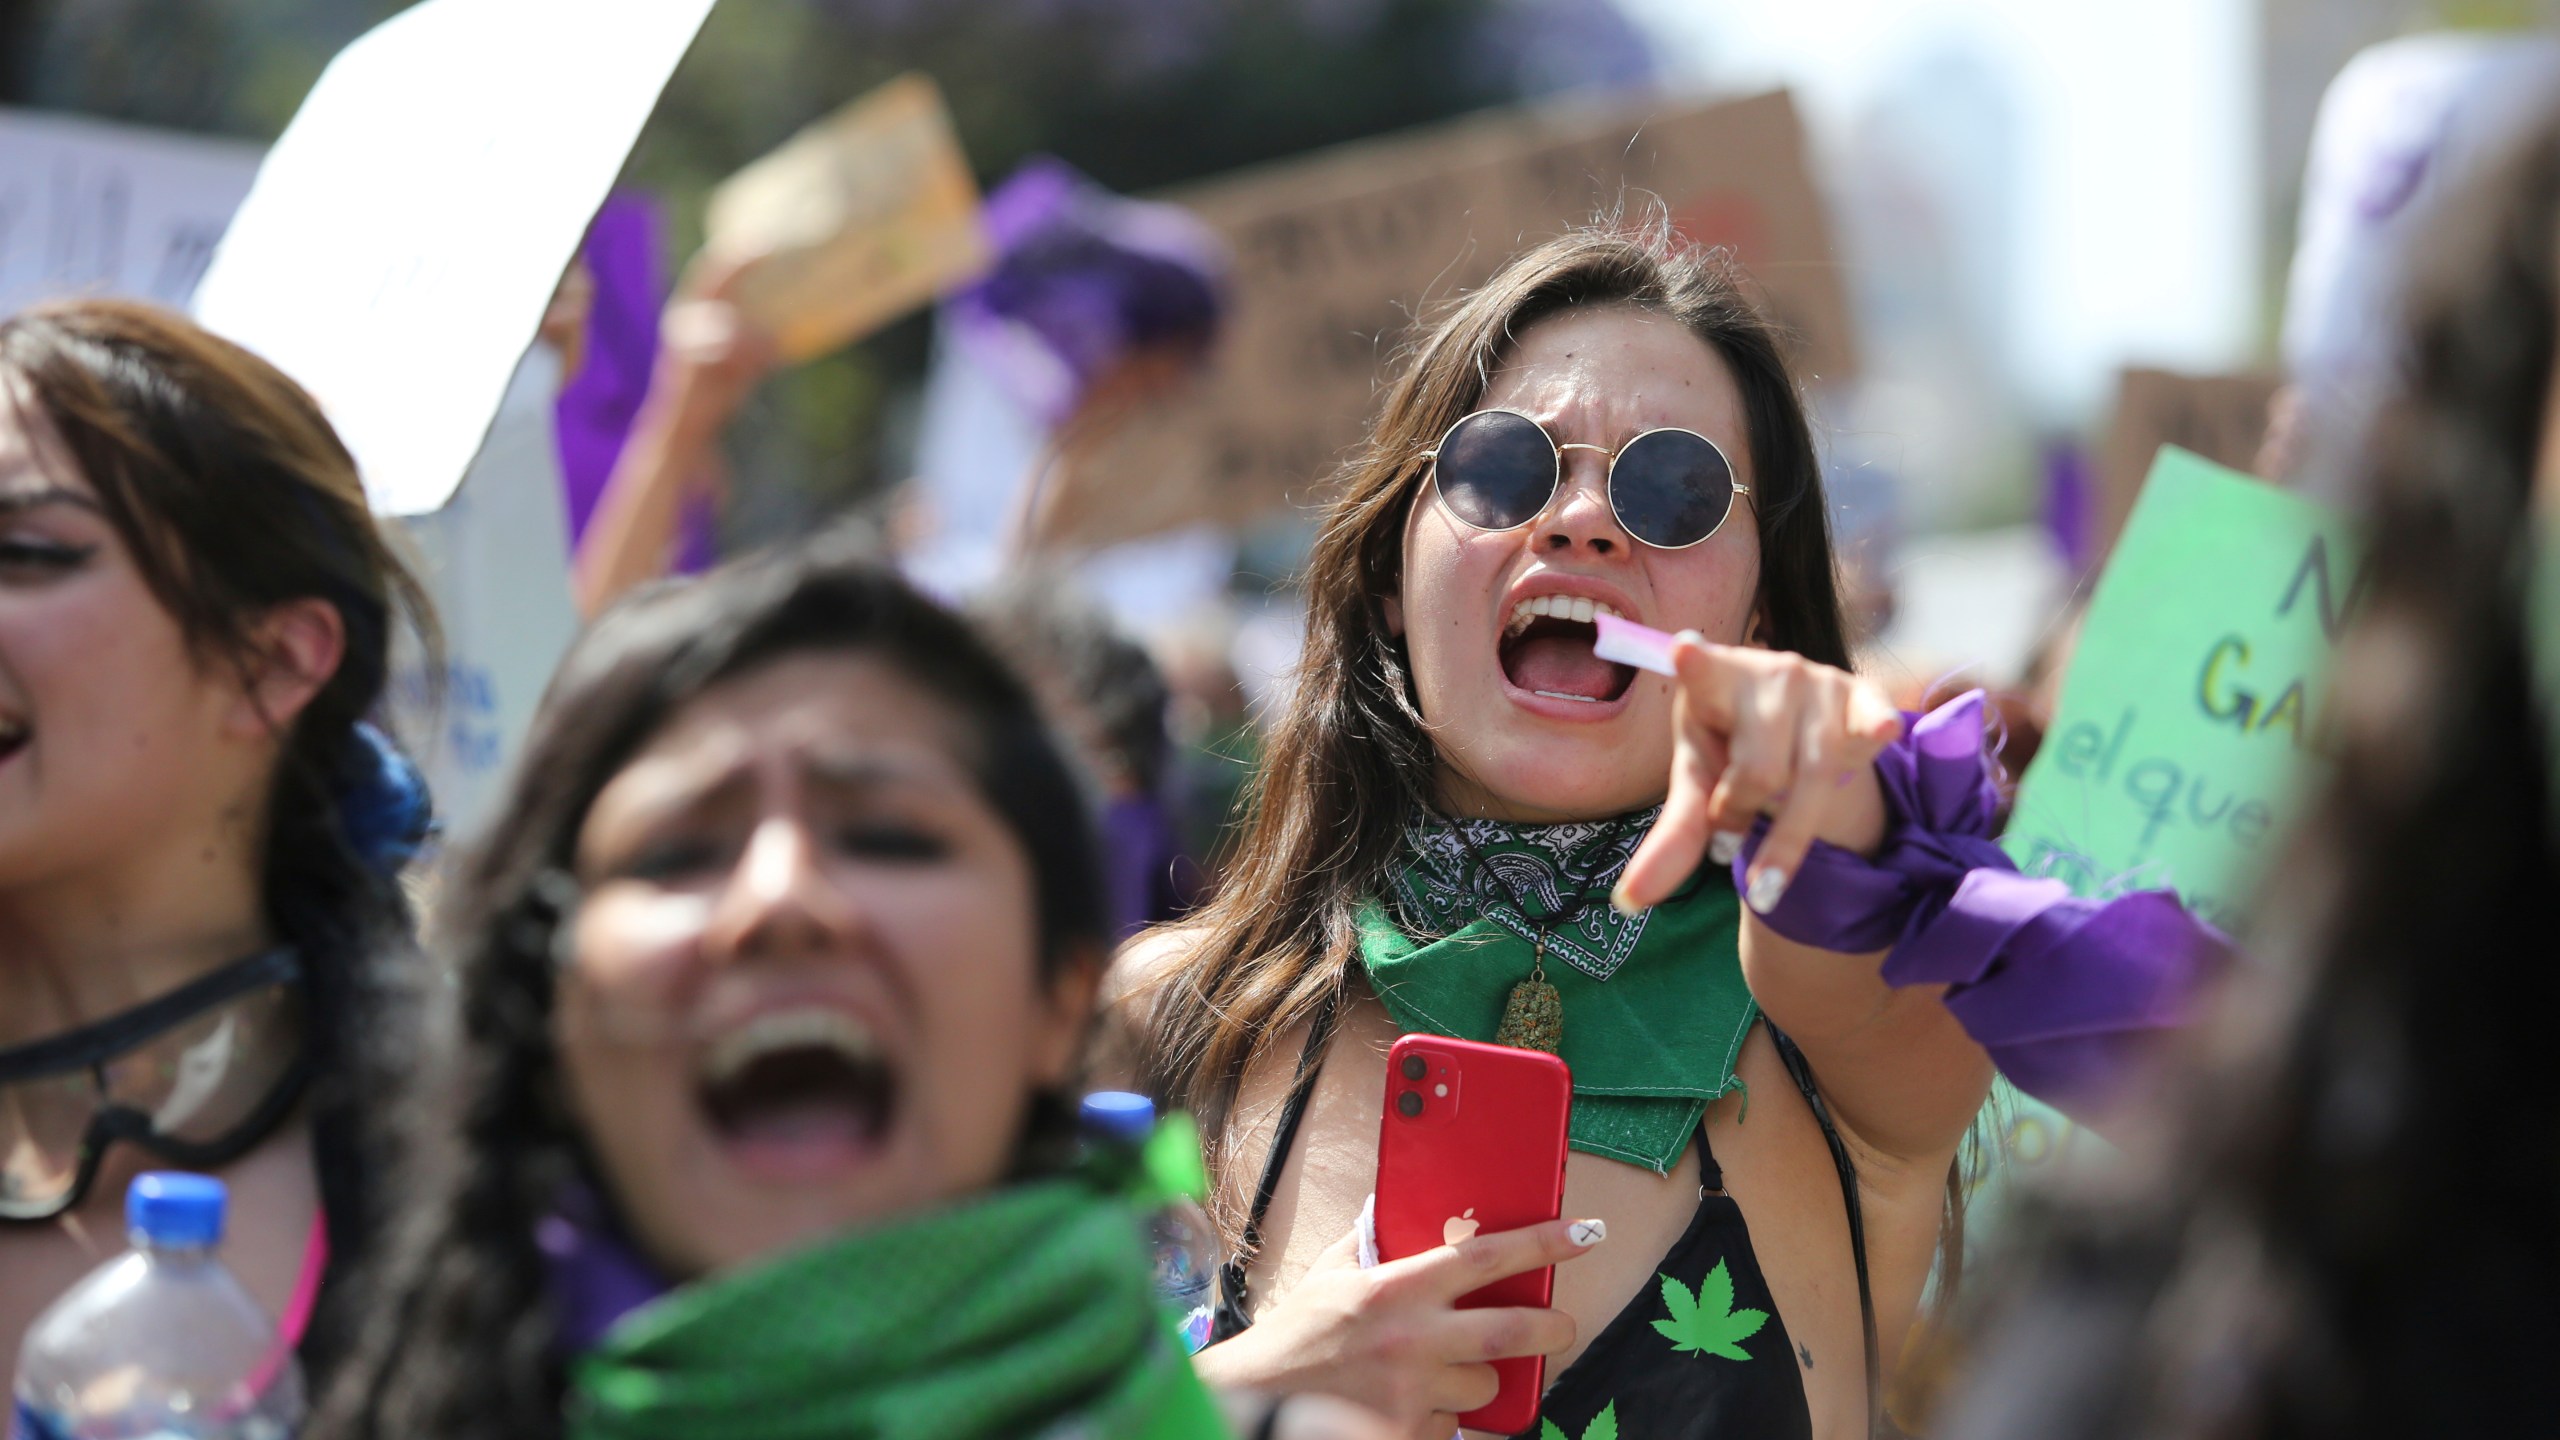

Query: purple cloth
[1100,792,1184,941]
[553,192,717,575]
[536,1183,669,1355]
[1734,691,2233,1119]
[944,158,1227,425]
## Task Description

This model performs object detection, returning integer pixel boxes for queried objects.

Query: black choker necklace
[0,947,310,1222]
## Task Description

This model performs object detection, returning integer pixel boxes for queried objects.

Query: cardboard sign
[2004,447,2364,929]
[2094,367,2280,563]
[705,72,989,361]
[190,0,716,517]
[0,107,260,320]
[1037,87,1855,550]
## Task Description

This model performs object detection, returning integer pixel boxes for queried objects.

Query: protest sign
[386,348,581,841]
[0,107,260,320]
[704,72,989,362]
[1036,87,1854,551]
[2094,367,2280,563]
[190,0,716,517]
[2005,447,2363,929]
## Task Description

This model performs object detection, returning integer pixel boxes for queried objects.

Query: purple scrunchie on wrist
[1733,691,2232,1120]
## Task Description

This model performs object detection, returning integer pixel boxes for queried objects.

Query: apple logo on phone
[1443,1208,1480,1245]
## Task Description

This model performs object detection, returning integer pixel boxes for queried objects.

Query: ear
[1030,943,1108,1088]
[1741,605,1769,650]
[1381,592,1405,638]
[226,597,347,741]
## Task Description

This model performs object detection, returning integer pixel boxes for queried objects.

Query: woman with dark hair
[0,300,436,1377]
[1938,105,2560,1440]
[320,548,1386,1440]
[1123,226,2218,1440]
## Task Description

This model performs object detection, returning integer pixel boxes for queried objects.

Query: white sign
[0,107,260,319]
[388,346,581,843]
[190,0,715,517]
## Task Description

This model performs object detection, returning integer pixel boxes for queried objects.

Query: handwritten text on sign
[2004,447,2365,929]
[0,108,259,320]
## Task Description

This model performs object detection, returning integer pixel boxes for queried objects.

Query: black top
[1210,1001,1880,1439]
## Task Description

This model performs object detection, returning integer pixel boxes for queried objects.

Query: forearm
[574,402,713,616]
[1736,692,2231,1128]
[1741,920,1993,1155]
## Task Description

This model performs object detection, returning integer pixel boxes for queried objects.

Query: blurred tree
[9,0,1655,539]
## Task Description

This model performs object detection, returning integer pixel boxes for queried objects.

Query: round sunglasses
[1419,408,1750,550]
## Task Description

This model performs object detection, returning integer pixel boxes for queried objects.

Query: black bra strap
[1768,1024,1882,1440]
[1210,988,1340,1341]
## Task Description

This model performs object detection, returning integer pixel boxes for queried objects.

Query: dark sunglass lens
[1435,412,1555,531]
[1611,430,1734,547]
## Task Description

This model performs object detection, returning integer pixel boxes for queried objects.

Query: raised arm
[1613,637,1990,1161]
[573,266,778,617]
[1618,648,2231,1151]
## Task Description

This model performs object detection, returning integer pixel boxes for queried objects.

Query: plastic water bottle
[1082,1091,1218,1353]
[11,1174,305,1440]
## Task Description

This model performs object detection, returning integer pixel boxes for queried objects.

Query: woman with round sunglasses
[0,302,435,1378]
[1120,228,2219,1440]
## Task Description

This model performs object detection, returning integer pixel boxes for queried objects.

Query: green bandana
[568,1174,1230,1440]
[1358,810,1758,1175]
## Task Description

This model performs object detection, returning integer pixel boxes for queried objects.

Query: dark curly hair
[1941,105,2560,1438]
[315,544,1110,1440]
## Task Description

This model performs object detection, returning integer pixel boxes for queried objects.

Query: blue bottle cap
[128,1172,226,1248]
[1081,1090,1157,1145]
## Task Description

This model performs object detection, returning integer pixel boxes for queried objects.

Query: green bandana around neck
[1357,809,1758,1175]
[568,1174,1230,1440]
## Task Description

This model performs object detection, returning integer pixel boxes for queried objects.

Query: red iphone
[1373,1033,1573,1435]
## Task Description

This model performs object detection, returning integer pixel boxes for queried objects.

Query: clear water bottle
[11,1173,305,1440]
[1081,1091,1218,1353]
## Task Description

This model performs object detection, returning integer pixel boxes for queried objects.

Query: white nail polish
[1747,867,1789,914]
[1569,1219,1607,1247]
[1707,830,1744,865]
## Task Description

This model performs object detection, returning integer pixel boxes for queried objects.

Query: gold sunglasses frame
[1418,407,1752,551]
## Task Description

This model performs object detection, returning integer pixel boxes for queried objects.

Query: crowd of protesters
[7,62,2560,1440]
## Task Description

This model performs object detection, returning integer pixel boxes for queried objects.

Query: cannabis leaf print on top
[1539,1402,1618,1440]
[1651,1259,1769,1361]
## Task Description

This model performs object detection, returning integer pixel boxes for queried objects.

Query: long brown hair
[1134,225,1850,1222]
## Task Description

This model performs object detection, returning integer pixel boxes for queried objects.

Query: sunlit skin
[0,380,339,1369]
[1159,307,1990,1440]
[559,653,1096,1280]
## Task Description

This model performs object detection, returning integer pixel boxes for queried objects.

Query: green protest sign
[2004,446,2363,929]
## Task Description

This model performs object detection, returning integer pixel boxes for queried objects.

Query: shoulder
[1104,921,1208,1011]
[1087,923,1211,1089]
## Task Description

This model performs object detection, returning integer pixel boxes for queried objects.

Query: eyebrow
[609,746,961,833]
[0,487,104,519]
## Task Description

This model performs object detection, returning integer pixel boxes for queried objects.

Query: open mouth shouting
[694,1004,898,1182]
[1498,587,1641,713]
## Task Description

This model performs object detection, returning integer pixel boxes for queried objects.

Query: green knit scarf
[568,1171,1229,1440]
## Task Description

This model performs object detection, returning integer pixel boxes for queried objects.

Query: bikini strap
[1209,988,1340,1341]
[1767,1023,1882,1440]
[1695,1106,1725,1195]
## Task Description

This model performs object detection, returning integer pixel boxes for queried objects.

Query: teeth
[1504,595,1624,636]
[1532,691,1605,703]
[700,1007,878,1087]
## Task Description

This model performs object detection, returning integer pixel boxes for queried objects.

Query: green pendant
[1497,975,1563,1053]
